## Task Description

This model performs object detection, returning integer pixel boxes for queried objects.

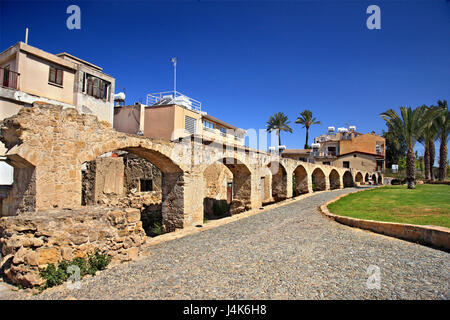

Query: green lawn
[327,184,450,228]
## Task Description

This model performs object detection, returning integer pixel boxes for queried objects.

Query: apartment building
[113,91,246,146]
[0,41,115,184]
[282,126,385,172]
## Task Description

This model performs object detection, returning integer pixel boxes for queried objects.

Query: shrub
[39,250,111,292]
[150,221,163,236]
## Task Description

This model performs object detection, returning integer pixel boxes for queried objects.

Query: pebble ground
[2,188,449,300]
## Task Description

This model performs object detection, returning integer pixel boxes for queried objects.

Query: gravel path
[2,188,449,300]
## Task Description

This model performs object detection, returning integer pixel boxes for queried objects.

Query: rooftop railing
[146,91,202,112]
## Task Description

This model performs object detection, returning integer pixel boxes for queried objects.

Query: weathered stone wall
[123,153,162,193]
[203,162,232,217]
[269,163,287,202]
[0,207,146,288]
[81,157,125,205]
[228,164,252,215]
[1,167,36,217]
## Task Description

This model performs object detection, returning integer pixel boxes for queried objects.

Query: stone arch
[355,172,363,183]
[329,169,340,190]
[212,157,252,216]
[293,164,309,195]
[343,171,354,187]
[80,146,184,233]
[312,168,326,192]
[372,173,377,184]
[365,173,370,183]
[268,161,287,202]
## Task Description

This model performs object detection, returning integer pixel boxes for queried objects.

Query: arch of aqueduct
[0,105,382,232]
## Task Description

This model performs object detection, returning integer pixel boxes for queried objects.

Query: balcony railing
[146,91,202,112]
[0,67,19,90]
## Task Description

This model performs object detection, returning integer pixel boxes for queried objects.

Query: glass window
[49,66,63,86]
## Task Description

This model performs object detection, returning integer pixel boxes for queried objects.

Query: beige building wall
[340,133,385,155]
[144,105,176,140]
[335,153,377,171]
[17,52,76,105]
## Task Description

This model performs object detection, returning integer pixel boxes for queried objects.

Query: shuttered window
[185,116,196,134]
[49,66,63,86]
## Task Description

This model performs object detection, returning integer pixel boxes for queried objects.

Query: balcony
[0,67,19,90]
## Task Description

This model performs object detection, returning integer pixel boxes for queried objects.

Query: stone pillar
[161,171,185,232]
[325,175,331,190]
[286,172,293,198]
[307,174,314,193]
[183,170,204,227]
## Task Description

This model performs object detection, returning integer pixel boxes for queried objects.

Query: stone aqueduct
[1,105,382,231]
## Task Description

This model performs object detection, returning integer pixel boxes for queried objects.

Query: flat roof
[282,149,311,154]
[202,113,238,130]
[56,52,103,71]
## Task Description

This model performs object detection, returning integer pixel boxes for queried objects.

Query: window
[140,179,153,192]
[49,66,63,86]
[185,116,197,134]
[343,161,350,168]
[85,74,110,100]
[2,65,10,87]
[202,120,214,129]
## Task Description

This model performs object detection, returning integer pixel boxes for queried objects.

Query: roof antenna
[25,28,29,44]
[171,57,177,94]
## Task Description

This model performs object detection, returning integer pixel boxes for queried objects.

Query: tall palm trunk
[278,129,281,146]
[439,137,448,181]
[424,142,430,180]
[429,140,435,181]
[305,127,309,149]
[406,147,416,189]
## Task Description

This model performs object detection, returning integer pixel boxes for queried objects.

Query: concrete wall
[144,105,176,140]
[113,105,141,134]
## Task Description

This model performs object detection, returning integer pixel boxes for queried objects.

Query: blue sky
[1,0,449,157]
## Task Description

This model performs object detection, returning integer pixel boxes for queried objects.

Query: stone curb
[319,189,450,252]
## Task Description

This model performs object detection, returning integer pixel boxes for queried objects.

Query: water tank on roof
[311,143,320,149]
[327,126,335,134]
[337,127,349,133]
[349,126,356,132]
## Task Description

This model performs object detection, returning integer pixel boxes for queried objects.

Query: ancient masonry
[0,104,382,287]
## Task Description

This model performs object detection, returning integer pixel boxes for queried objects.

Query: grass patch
[327,184,450,228]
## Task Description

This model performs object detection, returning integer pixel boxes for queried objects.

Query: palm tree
[295,110,321,149]
[435,100,450,181]
[418,106,439,180]
[380,106,428,189]
[266,112,292,146]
